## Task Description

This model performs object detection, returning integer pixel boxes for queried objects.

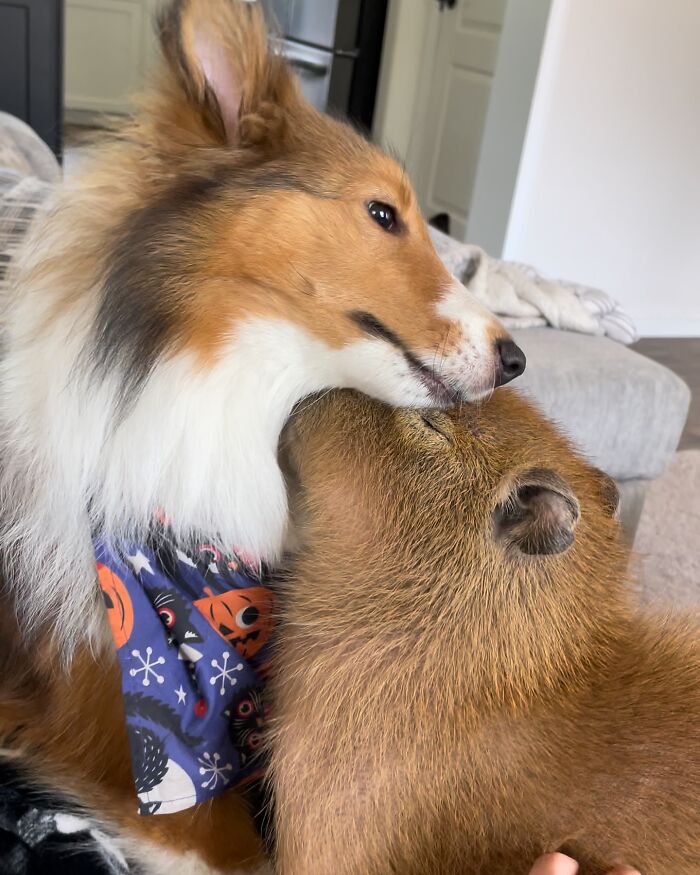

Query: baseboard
[64,108,127,127]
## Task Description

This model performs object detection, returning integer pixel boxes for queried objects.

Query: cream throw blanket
[429,227,637,345]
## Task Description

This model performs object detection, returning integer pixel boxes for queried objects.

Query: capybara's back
[272,388,700,874]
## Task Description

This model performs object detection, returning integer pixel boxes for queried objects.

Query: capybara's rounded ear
[493,467,580,556]
[593,468,620,519]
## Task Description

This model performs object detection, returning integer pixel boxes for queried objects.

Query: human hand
[530,853,640,875]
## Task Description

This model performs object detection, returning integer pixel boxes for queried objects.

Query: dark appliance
[0,0,63,158]
[264,0,388,132]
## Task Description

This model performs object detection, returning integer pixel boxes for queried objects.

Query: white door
[412,0,506,241]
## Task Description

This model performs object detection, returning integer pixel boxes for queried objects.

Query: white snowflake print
[209,651,244,696]
[198,751,233,790]
[129,647,165,687]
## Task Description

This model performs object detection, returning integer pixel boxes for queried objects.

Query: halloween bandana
[95,528,273,816]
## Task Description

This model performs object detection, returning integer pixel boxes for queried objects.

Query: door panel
[431,69,492,215]
[413,0,505,240]
[460,0,506,28]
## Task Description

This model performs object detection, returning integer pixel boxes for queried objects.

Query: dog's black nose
[494,338,526,386]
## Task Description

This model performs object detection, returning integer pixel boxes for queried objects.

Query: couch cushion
[511,328,690,481]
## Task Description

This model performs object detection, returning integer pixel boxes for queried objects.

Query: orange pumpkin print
[98,562,134,649]
[193,586,273,659]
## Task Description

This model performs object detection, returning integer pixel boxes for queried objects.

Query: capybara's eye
[420,414,448,440]
[236,606,259,629]
[367,201,397,232]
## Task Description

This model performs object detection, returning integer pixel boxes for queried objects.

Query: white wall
[502,0,700,337]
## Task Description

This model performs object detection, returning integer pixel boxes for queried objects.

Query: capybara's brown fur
[272,388,700,875]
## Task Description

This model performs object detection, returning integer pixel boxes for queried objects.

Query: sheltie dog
[0,0,521,659]
[0,0,526,870]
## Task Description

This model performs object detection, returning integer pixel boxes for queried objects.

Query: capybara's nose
[494,338,526,386]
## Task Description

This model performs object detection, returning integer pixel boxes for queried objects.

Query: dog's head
[88,0,522,408]
[0,0,526,652]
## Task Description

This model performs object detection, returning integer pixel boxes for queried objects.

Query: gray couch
[512,328,690,541]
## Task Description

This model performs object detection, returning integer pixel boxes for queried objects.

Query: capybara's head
[275,389,634,873]
[284,388,628,708]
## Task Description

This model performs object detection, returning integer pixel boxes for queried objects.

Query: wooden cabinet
[0,0,63,157]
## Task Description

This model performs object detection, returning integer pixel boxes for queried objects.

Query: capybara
[272,388,700,875]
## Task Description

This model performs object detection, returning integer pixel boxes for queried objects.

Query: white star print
[175,685,187,704]
[176,549,196,567]
[126,550,153,575]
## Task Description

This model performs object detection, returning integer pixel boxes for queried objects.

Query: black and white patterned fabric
[0,762,138,875]
[0,173,52,295]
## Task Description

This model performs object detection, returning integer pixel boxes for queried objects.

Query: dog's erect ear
[158,0,291,144]
[493,467,581,556]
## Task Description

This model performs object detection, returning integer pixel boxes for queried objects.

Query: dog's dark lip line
[348,309,461,406]
[405,354,462,406]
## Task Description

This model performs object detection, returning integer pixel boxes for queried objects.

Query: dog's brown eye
[367,201,397,232]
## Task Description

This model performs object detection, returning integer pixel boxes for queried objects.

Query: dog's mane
[0,0,503,662]
[0,165,320,658]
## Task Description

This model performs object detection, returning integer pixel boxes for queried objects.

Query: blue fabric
[95,529,274,816]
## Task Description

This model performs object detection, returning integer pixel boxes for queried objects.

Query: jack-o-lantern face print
[193,587,273,659]
[98,562,134,649]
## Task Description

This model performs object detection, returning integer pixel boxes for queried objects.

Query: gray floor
[632,338,700,451]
